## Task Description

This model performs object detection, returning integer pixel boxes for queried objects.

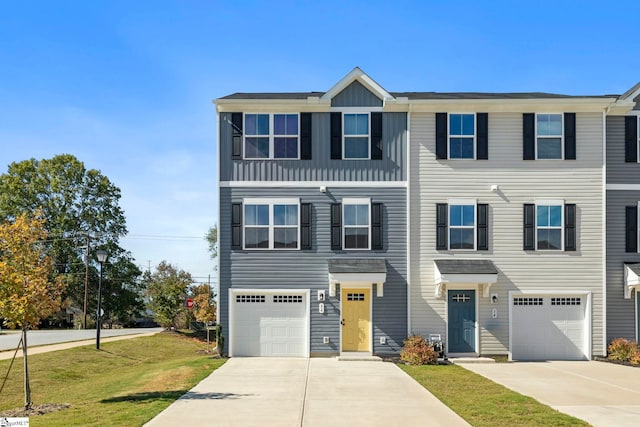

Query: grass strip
[400,364,590,427]
[0,331,225,426]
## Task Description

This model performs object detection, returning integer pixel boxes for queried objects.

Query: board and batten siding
[409,112,605,356]
[219,186,407,355]
[219,112,407,182]
[331,80,383,107]
[606,190,640,341]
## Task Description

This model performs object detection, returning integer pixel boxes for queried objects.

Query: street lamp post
[96,250,108,350]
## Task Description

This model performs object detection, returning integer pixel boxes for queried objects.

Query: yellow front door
[342,288,371,352]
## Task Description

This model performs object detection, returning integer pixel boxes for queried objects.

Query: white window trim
[342,112,371,160]
[535,113,564,160]
[242,197,300,250]
[448,198,477,251]
[342,197,371,250]
[243,113,300,160]
[448,113,476,160]
[535,199,564,251]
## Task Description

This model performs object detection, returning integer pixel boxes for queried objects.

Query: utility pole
[83,234,91,329]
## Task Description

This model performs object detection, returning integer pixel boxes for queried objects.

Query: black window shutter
[564,113,576,160]
[300,113,312,160]
[232,203,242,249]
[477,203,488,250]
[331,203,342,250]
[372,203,383,250]
[330,112,342,160]
[523,113,535,160]
[477,113,488,160]
[436,203,448,250]
[231,113,243,160]
[564,204,576,251]
[523,204,535,250]
[371,112,383,160]
[435,113,448,159]
[300,203,311,249]
[625,116,638,163]
[626,206,638,253]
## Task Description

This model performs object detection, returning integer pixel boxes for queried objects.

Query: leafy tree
[0,211,66,409]
[191,283,216,324]
[145,261,192,329]
[99,252,145,328]
[205,225,217,259]
[0,154,139,326]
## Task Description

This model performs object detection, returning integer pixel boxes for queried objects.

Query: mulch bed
[594,356,640,367]
[0,403,70,417]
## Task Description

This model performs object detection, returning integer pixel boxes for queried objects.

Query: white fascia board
[215,101,329,113]
[606,184,640,191]
[407,98,617,113]
[619,82,640,102]
[320,67,394,103]
[221,181,407,188]
[328,272,387,285]
[624,265,640,299]
[435,273,498,285]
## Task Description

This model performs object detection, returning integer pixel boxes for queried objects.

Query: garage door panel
[232,292,307,357]
[512,295,586,361]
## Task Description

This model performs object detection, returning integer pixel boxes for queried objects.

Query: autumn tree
[0,211,66,409]
[191,283,216,324]
[145,261,192,329]
[0,154,141,327]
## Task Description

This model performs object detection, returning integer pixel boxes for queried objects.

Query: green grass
[400,364,590,427]
[0,332,225,426]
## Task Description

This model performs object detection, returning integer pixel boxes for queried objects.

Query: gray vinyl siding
[331,81,383,107]
[219,112,406,182]
[409,112,605,356]
[606,190,640,341]
[606,116,640,184]
[219,186,407,355]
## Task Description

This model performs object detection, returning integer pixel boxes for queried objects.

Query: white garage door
[231,291,308,357]
[511,295,587,360]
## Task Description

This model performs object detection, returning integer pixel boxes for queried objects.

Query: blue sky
[1,1,638,284]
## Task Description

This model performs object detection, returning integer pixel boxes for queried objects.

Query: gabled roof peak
[321,67,395,104]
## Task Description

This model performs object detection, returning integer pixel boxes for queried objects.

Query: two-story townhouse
[407,92,617,360]
[605,83,640,343]
[215,68,408,357]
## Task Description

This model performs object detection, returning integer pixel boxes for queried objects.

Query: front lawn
[0,331,225,426]
[400,364,589,427]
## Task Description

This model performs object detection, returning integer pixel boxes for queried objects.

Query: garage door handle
[341,319,345,326]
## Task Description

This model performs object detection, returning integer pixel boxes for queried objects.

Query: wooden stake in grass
[0,211,66,410]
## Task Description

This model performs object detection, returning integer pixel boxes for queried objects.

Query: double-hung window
[243,198,299,249]
[343,113,369,159]
[343,198,370,249]
[449,201,476,249]
[625,202,640,253]
[244,114,299,159]
[624,116,640,163]
[536,114,563,159]
[536,203,563,250]
[449,114,475,159]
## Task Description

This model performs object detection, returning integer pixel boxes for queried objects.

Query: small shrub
[400,335,438,365]
[607,338,640,362]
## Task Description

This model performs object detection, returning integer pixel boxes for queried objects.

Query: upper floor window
[244,198,299,249]
[536,203,563,250]
[449,114,475,159]
[244,114,299,159]
[343,198,370,249]
[343,113,370,159]
[624,116,640,163]
[536,114,563,159]
[625,202,639,253]
[449,202,476,249]
[523,201,576,251]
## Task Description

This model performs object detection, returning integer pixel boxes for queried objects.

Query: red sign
[186,298,194,309]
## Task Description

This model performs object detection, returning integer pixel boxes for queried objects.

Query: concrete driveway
[462,361,640,427]
[145,358,469,427]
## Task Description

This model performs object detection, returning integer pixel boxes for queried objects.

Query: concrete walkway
[462,361,640,427]
[145,358,470,427]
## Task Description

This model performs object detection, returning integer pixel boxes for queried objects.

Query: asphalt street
[0,327,163,351]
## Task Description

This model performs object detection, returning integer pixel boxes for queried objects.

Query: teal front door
[448,290,476,353]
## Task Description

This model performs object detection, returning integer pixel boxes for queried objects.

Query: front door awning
[624,263,640,299]
[434,259,498,298]
[328,258,387,297]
